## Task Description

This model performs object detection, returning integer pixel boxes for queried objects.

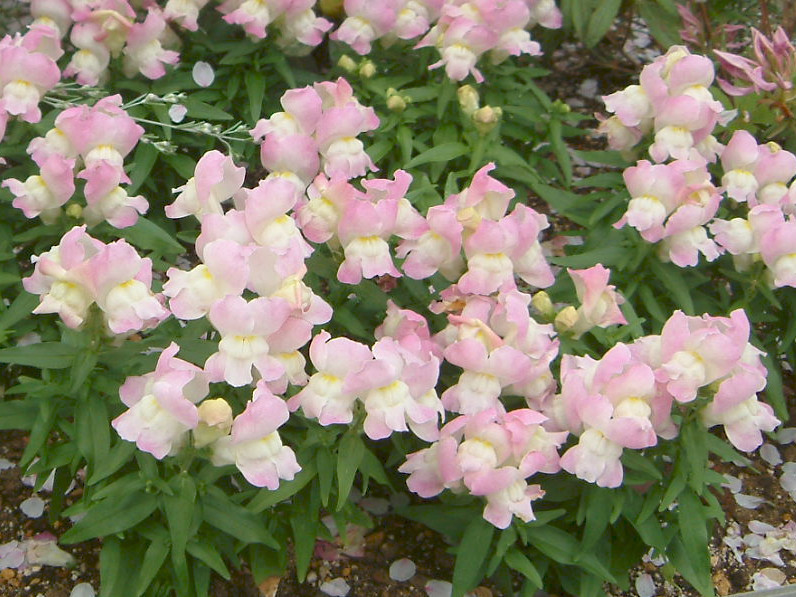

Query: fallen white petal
[321,514,338,538]
[70,583,96,597]
[192,61,215,87]
[359,497,390,515]
[734,493,766,509]
[721,473,742,494]
[749,520,777,534]
[20,496,45,518]
[425,580,453,597]
[0,541,25,569]
[635,572,655,597]
[319,578,350,597]
[168,104,188,123]
[760,443,782,467]
[752,569,784,591]
[0,458,14,471]
[389,558,416,582]
[775,427,796,445]
[25,538,75,567]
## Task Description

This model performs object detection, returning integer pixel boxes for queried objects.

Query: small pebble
[424,580,452,597]
[389,558,416,582]
[21,497,46,518]
[69,583,95,597]
[319,577,350,597]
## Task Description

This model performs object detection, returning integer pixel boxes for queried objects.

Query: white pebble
[389,558,416,582]
[20,497,45,518]
[425,580,453,597]
[760,443,782,467]
[319,578,350,597]
[70,583,96,597]
[635,572,656,597]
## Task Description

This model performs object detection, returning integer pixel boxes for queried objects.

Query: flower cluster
[4,94,148,228]
[0,22,62,143]
[600,45,726,162]
[250,78,380,188]
[23,225,168,334]
[714,26,796,97]
[30,0,179,85]
[215,0,332,49]
[602,47,796,284]
[554,309,777,488]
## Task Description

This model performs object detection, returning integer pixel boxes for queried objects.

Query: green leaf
[127,143,159,195]
[504,548,543,589]
[638,0,684,48]
[245,72,266,123]
[135,538,169,596]
[290,502,318,582]
[451,517,494,597]
[673,492,714,596]
[163,475,197,557]
[247,460,316,512]
[119,217,184,255]
[100,537,124,597]
[336,432,365,511]
[548,118,573,186]
[202,490,279,547]
[0,291,38,334]
[584,0,622,47]
[187,540,230,580]
[87,439,137,485]
[405,143,467,169]
[0,342,79,369]
[61,492,159,544]
[316,448,333,508]
[184,97,234,121]
[0,400,38,430]
[681,421,708,493]
[580,487,612,551]
[650,261,694,314]
[621,450,662,482]
[760,352,788,421]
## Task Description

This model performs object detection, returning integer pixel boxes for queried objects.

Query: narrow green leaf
[202,490,278,547]
[580,486,612,551]
[650,261,694,314]
[187,540,230,580]
[0,342,78,369]
[245,72,266,123]
[673,492,714,596]
[760,353,787,421]
[451,517,494,597]
[135,538,169,596]
[584,0,622,47]
[316,448,333,508]
[119,217,184,255]
[0,400,38,430]
[127,143,159,195]
[100,537,123,597]
[336,433,365,511]
[0,291,38,334]
[61,492,159,544]
[504,548,543,589]
[404,142,467,169]
[247,461,316,512]
[290,509,318,582]
[184,98,234,121]
[681,421,708,493]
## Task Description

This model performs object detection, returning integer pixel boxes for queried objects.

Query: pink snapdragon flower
[715,27,795,96]
[163,0,210,31]
[288,331,372,424]
[347,337,442,441]
[122,8,180,79]
[163,239,252,320]
[23,225,101,329]
[204,295,293,387]
[211,382,301,489]
[79,161,148,228]
[331,0,400,54]
[165,150,246,220]
[567,265,626,338]
[656,309,750,403]
[0,42,61,125]
[87,239,169,334]
[113,342,209,459]
[337,199,401,284]
[5,155,76,224]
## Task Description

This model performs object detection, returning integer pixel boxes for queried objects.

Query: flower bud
[65,203,83,219]
[472,106,502,135]
[386,91,407,112]
[554,305,579,333]
[359,60,376,78]
[337,55,357,73]
[531,291,555,319]
[193,398,233,448]
[457,84,480,116]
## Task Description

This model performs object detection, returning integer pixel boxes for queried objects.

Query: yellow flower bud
[337,55,357,73]
[472,106,502,135]
[531,291,555,319]
[554,305,579,334]
[457,85,480,116]
[194,398,233,448]
[65,203,83,219]
[359,60,376,78]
